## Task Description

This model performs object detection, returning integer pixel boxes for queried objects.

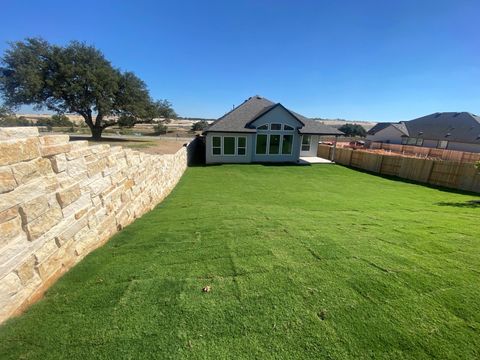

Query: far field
[0,165,479,359]
[69,135,190,155]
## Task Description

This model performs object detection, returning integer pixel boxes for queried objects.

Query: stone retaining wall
[0,128,188,323]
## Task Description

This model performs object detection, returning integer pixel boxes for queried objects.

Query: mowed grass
[1,165,479,359]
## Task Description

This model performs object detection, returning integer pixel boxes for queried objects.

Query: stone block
[55,215,88,246]
[39,135,69,146]
[35,249,63,280]
[40,143,71,157]
[0,166,17,194]
[0,216,24,247]
[0,273,23,301]
[18,194,49,223]
[69,140,89,151]
[34,238,59,264]
[24,207,63,241]
[89,176,112,197]
[61,193,92,218]
[66,146,91,161]
[0,206,19,223]
[0,138,40,166]
[49,153,67,173]
[11,158,53,185]
[0,127,39,140]
[74,208,88,220]
[66,157,87,177]
[56,184,81,209]
[15,255,37,286]
[86,158,108,177]
[75,229,99,256]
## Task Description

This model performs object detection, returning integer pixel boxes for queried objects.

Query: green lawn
[1,165,479,359]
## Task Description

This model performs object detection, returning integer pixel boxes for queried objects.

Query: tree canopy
[191,120,209,131]
[338,123,367,137]
[0,38,175,139]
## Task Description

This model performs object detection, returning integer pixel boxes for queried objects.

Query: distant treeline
[177,116,215,122]
[0,113,76,128]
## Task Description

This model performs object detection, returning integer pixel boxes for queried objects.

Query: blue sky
[1,0,479,121]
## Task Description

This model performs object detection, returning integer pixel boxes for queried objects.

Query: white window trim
[301,135,311,152]
[255,133,294,156]
[281,134,294,155]
[212,136,222,155]
[237,136,247,155]
[211,135,247,156]
[437,140,449,149]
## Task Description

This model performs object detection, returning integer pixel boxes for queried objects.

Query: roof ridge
[466,112,480,124]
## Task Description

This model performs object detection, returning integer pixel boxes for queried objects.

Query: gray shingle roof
[204,95,342,135]
[391,122,409,136]
[370,112,480,144]
[403,112,480,143]
[367,122,392,135]
[299,119,344,135]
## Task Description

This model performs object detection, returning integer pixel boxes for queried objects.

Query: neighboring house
[367,112,480,152]
[203,95,343,164]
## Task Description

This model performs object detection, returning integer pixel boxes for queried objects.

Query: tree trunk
[91,126,103,141]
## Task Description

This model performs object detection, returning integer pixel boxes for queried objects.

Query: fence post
[331,136,338,162]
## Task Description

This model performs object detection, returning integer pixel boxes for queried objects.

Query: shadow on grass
[435,200,480,208]
[334,164,480,197]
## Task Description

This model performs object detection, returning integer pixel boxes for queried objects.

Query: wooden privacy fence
[368,141,480,164]
[318,145,480,193]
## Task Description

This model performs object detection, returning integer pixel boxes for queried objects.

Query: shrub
[475,161,480,173]
[153,124,168,135]
[36,114,74,127]
[191,120,209,132]
[0,115,32,127]
[338,124,367,137]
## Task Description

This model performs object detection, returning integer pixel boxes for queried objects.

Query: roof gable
[246,103,305,128]
[204,95,342,135]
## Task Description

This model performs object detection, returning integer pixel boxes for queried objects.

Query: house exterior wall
[205,133,254,164]
[411,139,480,153]
[205,106,305,164]
[366,126,404,144]
[422,139,438,148]
[445,141,480,153]
[250,106,302,163]
[300,135,320,157]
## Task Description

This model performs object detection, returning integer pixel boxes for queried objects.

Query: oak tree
[0,38,175,140]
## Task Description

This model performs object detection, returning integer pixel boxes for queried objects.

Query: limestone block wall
[0,127,188,324]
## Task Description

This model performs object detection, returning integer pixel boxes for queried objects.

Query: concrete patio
[299,156,333,164]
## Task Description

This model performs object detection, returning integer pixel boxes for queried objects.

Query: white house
[203,96,343,164]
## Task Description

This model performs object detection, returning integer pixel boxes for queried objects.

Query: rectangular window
[401,137,408,145]
[212,136,221,155]
[416,138,424,146]
[237,136,246,155]
[270,123,282,130]
[437,140,448,149]
[407,137,417,145]
[269,134,280,154]
[301,135,311,151]
[223,137,235,155]
[256,134,267,154]
[282,135,293,154]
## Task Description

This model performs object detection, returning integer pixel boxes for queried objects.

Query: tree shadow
[435,200,480,208]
